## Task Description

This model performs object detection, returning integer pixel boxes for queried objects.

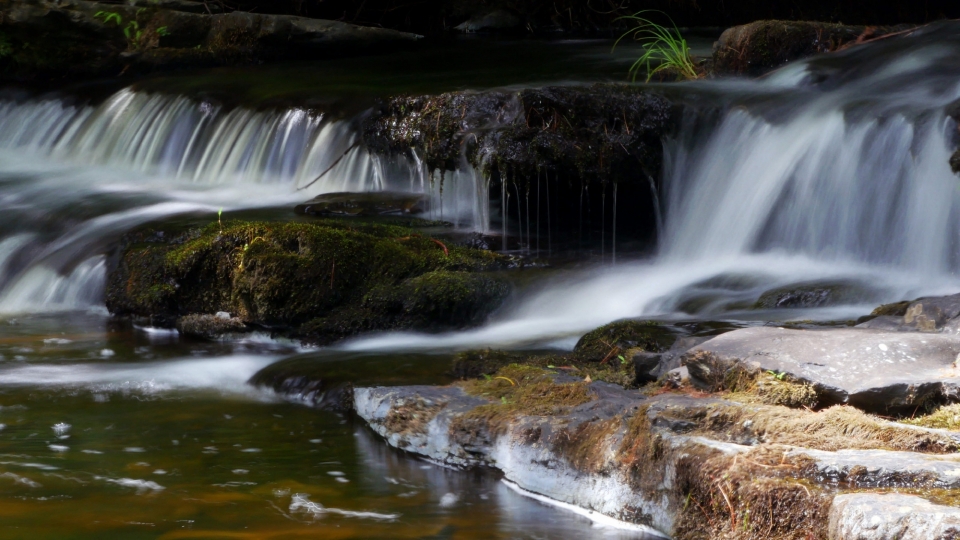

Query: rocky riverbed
[343,292,960,539]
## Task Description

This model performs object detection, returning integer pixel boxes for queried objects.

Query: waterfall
[663,22,960,274]
[0,88,489,313]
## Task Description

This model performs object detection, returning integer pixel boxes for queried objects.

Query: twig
[297,141,360,191]
[716,481,737,530]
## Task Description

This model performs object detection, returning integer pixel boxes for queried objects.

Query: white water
[344,22,960,351]
[0,354,279,395]
[0,89,489,313]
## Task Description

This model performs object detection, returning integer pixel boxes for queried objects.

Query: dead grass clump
[674,447,830,540]
[451,364,595,436]
[903,403,960,431]
[383,396,445,439]
[551,417,622,475]
[684,350,756,393]
[728,376,819,409]
[665,402,959,453]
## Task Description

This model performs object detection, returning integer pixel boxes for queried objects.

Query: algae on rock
[106,219,510,343]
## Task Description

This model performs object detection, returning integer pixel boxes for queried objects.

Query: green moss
[574,319,676,362]
[902,404,960,431]
[451,364,595,436]
[871,300,911,317]
[106,219,509,343]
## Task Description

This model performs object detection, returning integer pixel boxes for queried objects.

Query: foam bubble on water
[0,472,41,488]
[98,476,165,493]
[43,338,71,345]
[81,449,103,455]
[439,493,459,508]
[124,447,146,453]
[289,493,398,521]
[52,423,71,435]
[48,445,68,452]
[240,448,261,453]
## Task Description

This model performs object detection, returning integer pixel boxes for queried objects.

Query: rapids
[0,24,959,538]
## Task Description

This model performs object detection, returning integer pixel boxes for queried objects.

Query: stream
[0,25,960,538]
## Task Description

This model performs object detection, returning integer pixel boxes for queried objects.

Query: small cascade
[0,88,491,313]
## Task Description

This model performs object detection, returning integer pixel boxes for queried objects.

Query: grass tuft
[613,10,699,82]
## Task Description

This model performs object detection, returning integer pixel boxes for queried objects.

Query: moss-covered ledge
[105,219,511,344]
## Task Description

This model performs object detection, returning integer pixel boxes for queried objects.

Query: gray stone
[685,326,960,412]
[788,447,960,488]
[632,351,661,384]
[830,493,960,540]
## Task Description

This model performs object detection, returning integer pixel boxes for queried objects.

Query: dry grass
[682,403,959,453]
[451,364,595,437]
[383,396,445,438]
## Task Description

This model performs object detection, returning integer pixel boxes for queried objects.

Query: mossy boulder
[106,219,510,344]
[712,20,908,77]
[574,320,679,362]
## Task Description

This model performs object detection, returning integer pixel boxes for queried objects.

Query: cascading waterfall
[0,88,490,313]
[344,21,960,352]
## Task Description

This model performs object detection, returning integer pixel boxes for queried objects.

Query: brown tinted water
[0,312,657,540]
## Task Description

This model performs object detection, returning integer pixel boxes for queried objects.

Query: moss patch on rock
[106,219,510,344]
[451,364,595,437]
[574,319,677,362]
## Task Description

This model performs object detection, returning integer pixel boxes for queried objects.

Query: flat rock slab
[830,493,960,540]
[788,447,960,488]
[686,326,960,412]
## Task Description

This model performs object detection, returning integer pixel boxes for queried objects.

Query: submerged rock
[712,20,907,76]
[684,326,960,412]
[754,281,877,309]
[294,191,428,217]
[106,219,510,344]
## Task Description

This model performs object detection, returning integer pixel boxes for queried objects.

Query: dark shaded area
[119,0,960,35]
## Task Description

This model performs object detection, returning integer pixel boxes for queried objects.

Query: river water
[0,26,959,538]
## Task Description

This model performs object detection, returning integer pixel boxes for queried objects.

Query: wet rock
[952,150,960,175]
[631,351,661,384]
[684,326,960,412]
[295,191,427,217]
[454,9,520,33]
[830,493,960,540]
[0,0,421,81]
[175,313,249,340]
[857,294,960,333]
[754,280,876,309]
[106,219,509,345]
[574,320,679,362]
[712,20,906,77]
[354,369,960,538]
[363,84,674,182]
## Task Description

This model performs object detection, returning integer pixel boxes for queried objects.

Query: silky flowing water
[1,25,960,538]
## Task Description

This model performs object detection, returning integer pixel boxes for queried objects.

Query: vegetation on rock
[106,219,511,344]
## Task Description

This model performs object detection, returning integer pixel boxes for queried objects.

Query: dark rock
[105,219,509,345]
[631,351,661,384]
[952,149,960,175]
[176,312,249,340]
[685,326,960,412]
[0,0,421,81]
[712,20,907,77]
[295,191,428,217]
[363,85,674,186]
[754,280,877,309]
[454,9,520,33]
